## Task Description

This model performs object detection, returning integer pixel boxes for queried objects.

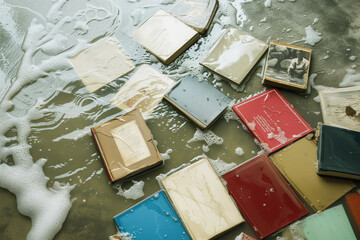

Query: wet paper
[111,64,175,119]
[201,27,268,85]
[70,37,135,93]
[170,0,218,34]
[132,9,199,64]
[319,86,360,132]
[161,158,244,240]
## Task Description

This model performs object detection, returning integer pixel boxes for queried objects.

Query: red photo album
[232,89,312,153]
[222,154,308,239]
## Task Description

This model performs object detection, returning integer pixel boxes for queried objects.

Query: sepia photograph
[263,41,312,91]
[319,86,360,132]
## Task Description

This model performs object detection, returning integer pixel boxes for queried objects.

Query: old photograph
[319,86,360,132]
[263,41,312,91]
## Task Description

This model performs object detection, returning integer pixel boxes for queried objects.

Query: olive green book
[270,136,355,212]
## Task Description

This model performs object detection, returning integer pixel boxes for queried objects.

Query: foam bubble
[235,147,244,156]
[349,56,357,61]
[264,0,272,8]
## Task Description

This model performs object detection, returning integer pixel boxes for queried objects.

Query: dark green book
[164,75,232,129]
[316,125,360,180]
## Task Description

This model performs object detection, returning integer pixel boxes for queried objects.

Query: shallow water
[0,0,359,239]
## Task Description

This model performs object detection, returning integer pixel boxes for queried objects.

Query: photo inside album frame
[263,41,312,92]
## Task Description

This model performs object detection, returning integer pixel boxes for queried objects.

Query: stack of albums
[263,41,312,92]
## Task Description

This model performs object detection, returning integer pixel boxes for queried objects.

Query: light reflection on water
[0,0,359,239]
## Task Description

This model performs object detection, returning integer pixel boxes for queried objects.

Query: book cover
[161,158,244,240]
[111,64,175,119]
[319,86,360,132]
[164,75,232,129]
[91,109,162,182]
[222,154,308,239]
[346,193,360,231]
[317,125,360,180]
[275,205,357,240]
[200,26,268,85]
[132,9,199,64]
[113,190,191,240]
[232,89,313,153]
[70,36,135,93]
[170,0,218,34]
[262,41,312,92]
[270,136,355,212]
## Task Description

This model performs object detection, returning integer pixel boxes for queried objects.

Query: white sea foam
[187,129,224,151]
[230,0,253,27]
[160,149,172,161]
[304,25,322,46]
[0,1,119,239]
[131,8,144,26]
[264,0,272,8]
[109,231,133,240]
[339,69,360,87]
[114,180,145,200]
[209,157,237,175]
[0,0,22,44]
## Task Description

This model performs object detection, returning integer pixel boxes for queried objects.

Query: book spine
[91,128,115,182]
